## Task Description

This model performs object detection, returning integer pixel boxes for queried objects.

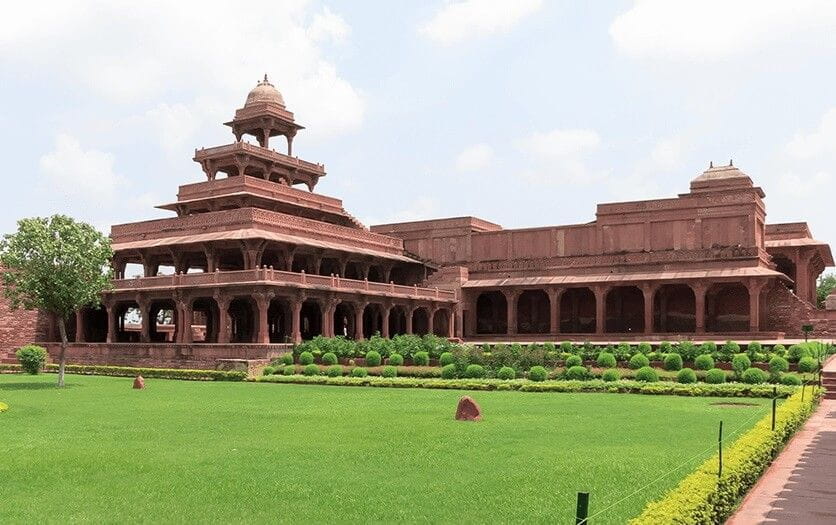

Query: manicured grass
[0,374,771,523]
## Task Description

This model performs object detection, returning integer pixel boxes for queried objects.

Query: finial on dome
[729,158,733,166]
[709,161,713,168]
[263,73,269,83]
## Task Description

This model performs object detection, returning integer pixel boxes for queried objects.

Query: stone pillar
[290,297,303,344]
[447,308,455,338]
[106,303,117,344]
[455,305,464,339]
[594,286,607,335]
[691,282,707,334]
[255,294,271,344]
[748,280,765,333]
[75,309,85,343]
[405,306,414,334]
[138,300,151,343]
[428,307,437,336]
[216,296,232,344]
[795,251,811,304]
[354,302,367,341]
[641,284,656,334]
[179,298,194,344]
[547,288,562,335]
[381,304,391,339]
[504,289,520,335]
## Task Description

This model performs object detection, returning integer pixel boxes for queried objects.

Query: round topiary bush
[787,344,809,363]
[441,363,457,379]
[768,356,789,375]
[283,364,296,376]
[798,356,818,374]
[596,352,616,368]
[322,352,338,366]
[327,365,343,377]
[694,354,715,370]
[629,354,650,369]
[365,350,382,367]
[705,368,726,384]
[412,351,430,366]
[741,367,767,384]
[262,366,276,376]
[664,353,683,371]
[15,344,46,375]
[780,373,802,386]
[528,365,548,382]
[281,353,294,365]
[601,368,620,382]
[676,368,697,384]
[772,344,786,357]
[299,351,314,365]
[731,353,751,375]
[565,365,587,380]
[497,366,516,380]
[634,366,659,382]
[388,353,404,366]
[465,364,486,378]
[439,352,454,367]
[565,355,583,368]
[351,367,368,378]
[381,365,397,378]
[303,364,320,376]
[637,342,652,354]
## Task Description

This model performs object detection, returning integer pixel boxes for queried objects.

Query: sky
[1,0,835,255]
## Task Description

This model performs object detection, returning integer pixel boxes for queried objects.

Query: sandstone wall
[0,292,52,363]
[763,283,830,337]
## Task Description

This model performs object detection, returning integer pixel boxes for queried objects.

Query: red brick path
[726,356,836,524]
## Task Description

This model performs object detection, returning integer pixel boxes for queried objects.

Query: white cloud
[650,136,683,169]
[420,0,543,46]
[363,197,441,226]
[777,171,832,198]
[0,1,363,140]
[515,128,605,184]
[454,143,494,172]
[39,134,123,200]
[610,0,836,61]
[785,108,836,160]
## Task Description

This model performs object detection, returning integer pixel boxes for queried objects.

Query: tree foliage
[817,273,835,308]
[0,215,112,386]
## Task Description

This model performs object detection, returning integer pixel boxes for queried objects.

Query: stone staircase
[823,356,836,400]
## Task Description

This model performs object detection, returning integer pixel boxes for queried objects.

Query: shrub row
[43,364,246,381]
[630,389,819,524]
[254,374,800,398]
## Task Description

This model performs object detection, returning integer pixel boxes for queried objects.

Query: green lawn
[0,374,771,524]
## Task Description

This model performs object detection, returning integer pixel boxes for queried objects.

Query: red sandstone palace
[2,76,835,368]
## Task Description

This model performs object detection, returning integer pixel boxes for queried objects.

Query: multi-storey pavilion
[12,76,833,370]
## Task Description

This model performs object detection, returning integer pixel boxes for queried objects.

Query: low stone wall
[43,343,291,370]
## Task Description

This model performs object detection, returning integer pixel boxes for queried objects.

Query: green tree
[818,273,836,308]
[0,215,112,387]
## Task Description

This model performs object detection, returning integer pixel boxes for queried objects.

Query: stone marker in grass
[455,396,481,421]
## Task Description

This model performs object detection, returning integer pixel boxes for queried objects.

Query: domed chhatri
[244,74,285,107]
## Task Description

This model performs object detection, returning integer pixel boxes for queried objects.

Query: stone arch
[706,283,749,332]
[772,255,797,293]
[412,307,430,336]
[560,287,596,333]
[216,248,245,271]
[300,299,323,340]
[320,257,342,277]
[432,308,451,337]
[367,265,383,283]
[268,298,291,343]
[475,291,507,334]
[389,305,408,336]
[229,297,256,343]
[114,301,140,342]
[192,297,219,342]
[605,286,645,333]
[292,253,314,274]
[149,299,178,342]
[81,307,108,342]
[389,267,407,285]
[517,290,550,334]
[654,284,696,333]
[345,261,363,280]
[332,302,355,339]
[363,303,384,338]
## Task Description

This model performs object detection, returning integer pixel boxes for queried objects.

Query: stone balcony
[108,268,457,302]
[193,142,325,188]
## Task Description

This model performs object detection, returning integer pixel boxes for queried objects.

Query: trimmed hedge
[629,354,650,369]
[630,389,819,524]
[254,374,800,398]
[694,354,714,371]
[42,364,246,381]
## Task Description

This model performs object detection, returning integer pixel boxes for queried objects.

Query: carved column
[216,295,232,344]
[455,304,464,339]
[748,279,765,333]
[447,308,455,338]
[691,282,708,334]
[323,297,339,338]
[290,296,303,344]
[641,283,657,334]
[594,285,608,335]
[405,305,415,334]
[106,302,117,344]
[254,293,272,344]
[428,306,437,336]
[795,249,811,304]
[75,309,86,343]
[547,288,563,335]
[354,301,367,341]
[381,303,392,339]
[203,244,217,273]
[504,289,520,335]
[138,299,151,343]
[178,296,194,344]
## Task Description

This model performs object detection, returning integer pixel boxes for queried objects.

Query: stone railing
[110,268,457,301]
[194,142,324,174]
[176,176,344,214]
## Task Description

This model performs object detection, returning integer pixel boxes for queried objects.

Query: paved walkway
[727,357,836,524]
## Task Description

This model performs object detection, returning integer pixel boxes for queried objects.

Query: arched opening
[412,307,430,336]
[345,261,363,280]
[517,290,550,334]
[300,299,323,340]
[706,283,749,332]
[363,303,384,338]
[389,306,407,336]
[155,264,176,276]
[332,302,355,339]
[320,257,342,277]
[560,288,596,333]
[433,309,451,337]
[367,266,383,283]
[149,299,177,342]
[192,297,219,342]
[124,263,145,278]
[292,254,313,274]
[182,251,208,273]
[268,298,291,343]
[216,248,245,271]
[654,285,696,333]
[605,286,644,333]
[82,307,108,342]
[475,291,507,334]
[229,298,256,343]
[389,267,407,285]
[773,256,797,293]
[114,301,141,342]
[261,247,286,271]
